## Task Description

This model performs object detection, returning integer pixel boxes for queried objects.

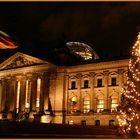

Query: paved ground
[0,120,120,138]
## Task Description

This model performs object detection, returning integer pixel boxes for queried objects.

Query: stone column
[10,76,17,113]
[76,73,82,112]
[1,78,9,118]
[49,73,57,112]
[6,78,10,113]
[43,72,49,113]
[25,74,32,112]
[103,70,109,110]
[62,73,67,124]
[94,98,97,112]
[30,74,37,112]
[1,78,6,112]
[19,76,26,112]
[49,72,57,123]
[39,73,45,113]
[0,80,2,113]
[14,78,20,113]
[118,69,124,105]
[89,72,95,112]
[65,75,69,114]
[29,74,38,119]
[6,77,13,119]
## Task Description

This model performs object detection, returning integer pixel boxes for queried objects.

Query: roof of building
[0,42,130,66]
[66,42,99,61]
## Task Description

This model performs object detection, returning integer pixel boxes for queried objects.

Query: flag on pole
[0,30,18,49]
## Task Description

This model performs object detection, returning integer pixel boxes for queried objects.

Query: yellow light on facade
[41,115,51,123]
[36,78,41,108]
[16,81,20,113]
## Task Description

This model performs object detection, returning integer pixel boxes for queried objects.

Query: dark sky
[0,2,140,64]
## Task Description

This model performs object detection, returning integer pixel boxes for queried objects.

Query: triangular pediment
[0,52,49,70]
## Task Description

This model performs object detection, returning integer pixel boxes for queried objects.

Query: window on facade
[109,120,115,126]
[81,120,86,125]
[95,120,100,126]
[69,120,74,125]
[25,80,31,109]
[16,81,20,113]
[97,99,104,113]
[71,81,76,89]
[111,98,118,112]
[36,78,41,108]
[97,79,102,87]
[70,96,77,113]
[84,80,89,88]
[83,97,90,113]
[111,77,117,86]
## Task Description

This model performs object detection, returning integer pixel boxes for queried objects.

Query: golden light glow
[25,80,31,109]
[111,98,118,112]
[16,81,20,113]
[83,98,90,113]
[69,120,74,125]
[70,96,77,113]
[36,78,41,108]
[97,99,104,113]
[41,115,51,123]
[117,32,140,137]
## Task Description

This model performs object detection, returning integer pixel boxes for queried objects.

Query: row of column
[0,72,50,117]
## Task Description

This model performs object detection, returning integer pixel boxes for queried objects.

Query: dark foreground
[0,120,120,138]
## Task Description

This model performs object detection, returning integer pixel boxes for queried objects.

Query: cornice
[66,59,129,73]
[0,64,57,77]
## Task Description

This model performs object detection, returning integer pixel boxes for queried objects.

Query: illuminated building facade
[0,51,129,126]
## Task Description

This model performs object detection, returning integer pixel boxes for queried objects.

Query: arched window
[70,96,77,114]
[83,96,90,113]
[111,98,118,112]
[96,94,104,113]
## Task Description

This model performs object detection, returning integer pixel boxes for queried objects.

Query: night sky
[0,2,140,65]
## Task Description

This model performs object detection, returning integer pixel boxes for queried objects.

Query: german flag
[0,31,18,49]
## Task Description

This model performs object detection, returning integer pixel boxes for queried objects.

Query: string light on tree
[117,32,140,138]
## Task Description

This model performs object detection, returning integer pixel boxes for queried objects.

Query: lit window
[70,96,77,113]
[97,99,104,113]
[71,81,76,89]
[111,77,117,86]
[69,120,74,125]
[83,97,90,113]
[36,78,41,108]
[84,80,88,88]
[16,81,20,113]
[111,99,118,112]
[97,79,102,87]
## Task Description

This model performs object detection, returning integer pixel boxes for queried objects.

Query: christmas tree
[117,32,140,138]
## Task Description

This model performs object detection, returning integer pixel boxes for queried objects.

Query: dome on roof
[66,42,99,60]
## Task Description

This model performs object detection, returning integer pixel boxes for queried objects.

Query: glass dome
[66,42,99,60]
